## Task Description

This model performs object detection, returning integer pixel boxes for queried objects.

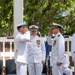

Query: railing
[0,37,14,66]
[0,36,74,72]
[65,36,74,72]
[65,36,71,55]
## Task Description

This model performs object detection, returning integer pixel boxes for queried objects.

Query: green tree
[24,0,75,36]
[0,0,75,36]
[0,0,13,36]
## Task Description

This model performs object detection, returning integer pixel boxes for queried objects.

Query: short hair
[17,26,22,30]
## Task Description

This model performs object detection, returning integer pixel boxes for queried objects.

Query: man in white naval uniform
[71,33,75,61]
[71,33,75,74]
[47,24,65,75]
[63,53,72,75]
[27,25,46,75]
[15,22,30,75]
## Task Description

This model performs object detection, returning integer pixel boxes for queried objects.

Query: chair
[0,60,3,75]
[6,59,16,75]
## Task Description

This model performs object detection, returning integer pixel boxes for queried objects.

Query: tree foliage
[0,0,75,36]
[24,0,75,36]
[0,0,13,36]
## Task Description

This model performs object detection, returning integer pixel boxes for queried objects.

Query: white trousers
[16,62,27,75]
[28,63,43,75]
[52,64,63,75]
[63,68,72,75]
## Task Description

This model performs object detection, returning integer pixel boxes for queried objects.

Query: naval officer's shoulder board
[58,34,60,37]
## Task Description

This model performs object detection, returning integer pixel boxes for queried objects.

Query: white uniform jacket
[27,35,46,64]
[64,54,70,67]
[49,33,65,65]
[15,31,30,63]
[71,34,75,61]
[63,54,72,75]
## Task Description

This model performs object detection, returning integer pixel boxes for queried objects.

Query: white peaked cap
[29,25,39,29]
[17,21,27,27]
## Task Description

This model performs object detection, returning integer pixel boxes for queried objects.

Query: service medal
[36,40,40,47]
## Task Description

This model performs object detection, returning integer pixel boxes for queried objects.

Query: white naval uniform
[15,31,30,75]
[71,34,75,62]
[27,35,46,75]
[63,54,72,75]
[48,32,65,75]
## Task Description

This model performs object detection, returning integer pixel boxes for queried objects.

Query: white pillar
[14,0,23,36]
[14,0,23,52]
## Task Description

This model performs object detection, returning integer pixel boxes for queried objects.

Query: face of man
[31,30,38,36]
[52,27,59,34]
[18,26,28,34]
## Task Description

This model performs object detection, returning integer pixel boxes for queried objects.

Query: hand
[57,62,62,66]
[48,31,52,36]
[63,67,67,70]
[42,60,45,64]
[16,49,17,52]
